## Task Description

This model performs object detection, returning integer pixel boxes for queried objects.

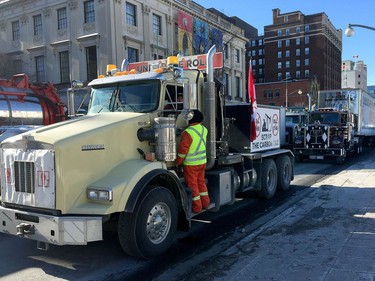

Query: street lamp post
[282,75,292,108]
[345,24,375,37]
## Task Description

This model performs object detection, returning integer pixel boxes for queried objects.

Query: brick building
[248,8,342,108]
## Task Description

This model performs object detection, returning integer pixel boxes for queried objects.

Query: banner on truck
[251,106,280,152]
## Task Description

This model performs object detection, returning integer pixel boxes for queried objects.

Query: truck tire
[257,159,277,199]
[276,155,292,191]
[118,186,178,259]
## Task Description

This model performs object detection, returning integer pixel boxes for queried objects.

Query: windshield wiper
[109,89,120,112]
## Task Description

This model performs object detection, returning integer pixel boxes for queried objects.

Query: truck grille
[14,161,35,194]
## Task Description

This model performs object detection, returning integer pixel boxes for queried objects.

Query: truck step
[190,202,216,218]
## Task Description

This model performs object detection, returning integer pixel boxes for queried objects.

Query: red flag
[248,60,257,142]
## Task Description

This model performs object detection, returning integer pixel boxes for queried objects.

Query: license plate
[310,155,324,160]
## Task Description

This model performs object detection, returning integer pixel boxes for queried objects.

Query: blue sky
[194,0,375,86]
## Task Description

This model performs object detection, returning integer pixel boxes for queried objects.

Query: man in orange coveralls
[176,109,210,213]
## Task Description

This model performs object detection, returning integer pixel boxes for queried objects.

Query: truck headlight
[87,188,113,202]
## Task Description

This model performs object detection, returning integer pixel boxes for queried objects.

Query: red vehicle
[0,73,66,138]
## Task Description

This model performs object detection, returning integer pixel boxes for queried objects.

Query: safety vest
[183,124,208,166]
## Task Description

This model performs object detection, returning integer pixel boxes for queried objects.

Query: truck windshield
[87,80,160,114]
[286,115,302,124]
[309,113,340,124]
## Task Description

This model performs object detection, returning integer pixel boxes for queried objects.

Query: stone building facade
[0,0,248,100]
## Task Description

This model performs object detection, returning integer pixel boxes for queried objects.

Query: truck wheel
[276,155,292,191]
[118,186,178,259]
[257,159,277,199]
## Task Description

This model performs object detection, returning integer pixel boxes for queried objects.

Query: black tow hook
[16,222,35,236]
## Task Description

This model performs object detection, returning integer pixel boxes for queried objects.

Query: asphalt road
[0,150,370,281]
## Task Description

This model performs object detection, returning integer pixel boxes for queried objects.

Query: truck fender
[124,168,188,214]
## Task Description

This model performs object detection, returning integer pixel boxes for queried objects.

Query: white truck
[294,88,375,163]
[0,46,294,259]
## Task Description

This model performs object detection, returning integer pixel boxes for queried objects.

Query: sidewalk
[188,158,375,281]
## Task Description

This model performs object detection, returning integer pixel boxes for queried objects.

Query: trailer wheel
[276,155,292,191]
[257,159,277,199]
[118,186,177,259]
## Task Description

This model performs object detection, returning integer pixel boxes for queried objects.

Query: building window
[278,51,282,58]
[59,51,70,83]
[235,49,240,63]
[224,44,228,59]
[296,71,301,78]
[258,58,262,65]
[33,14,42,36]
[153,54,163,60]
[259,68,263,75]
[286,61,290,68]
[258,49,263,56]
[296,26,301,33]
[285,50,290,58]
[126,2,136,26]
[278,62,282,69]
[296,59,300,67]
[286,72,290,79]
[278,40,282,48]
[305,70,310,78]
[153,14,162,36]
[235,77,240,98]
[284,15,288,23]
[305,58,309,66]
[305,36,309,44]
[251,40,256,47]
[277,30,282,36]
[275,89,280,98]
[258,39,263,46]
[252,50,256,57]
[224,73,229,96]
[86,46,97,81]
[252,60,256,66]
[263,90,267,98]
[285,28,290,35]
[278,73,282,80]
[296,49,300,56]
[84,0,95,24]
[57,7,67,30]
[128,47,139,63]
[35,55,45,82]
[12,21,20,41]
[296,38,300,45]
[305,25,310,32]
[285,39,290,47]
[305,47,310,55]
[268,89,273,98]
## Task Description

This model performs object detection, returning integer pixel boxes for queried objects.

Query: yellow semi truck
[0,46,294,259]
